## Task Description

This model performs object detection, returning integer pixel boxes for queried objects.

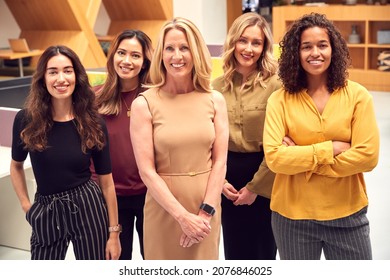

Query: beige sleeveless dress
[141,88,221,260]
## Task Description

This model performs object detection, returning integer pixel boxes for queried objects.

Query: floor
[1,90,389,260]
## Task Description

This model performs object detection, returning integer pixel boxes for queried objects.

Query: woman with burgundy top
[92,30,153,259]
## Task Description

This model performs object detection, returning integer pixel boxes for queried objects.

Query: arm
[236,160,275,206]
[10,159,31,213]
[130,96,212,246]
[199,91,229,217]
[98,173,121,260]
[263,93,335,175]
[314,92,379,177]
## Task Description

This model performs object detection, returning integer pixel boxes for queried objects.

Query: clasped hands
[179,211,211,248]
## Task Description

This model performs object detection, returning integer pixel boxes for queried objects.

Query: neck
[163,76,194,94]
[120,77,139,92]
[52,100,74,121]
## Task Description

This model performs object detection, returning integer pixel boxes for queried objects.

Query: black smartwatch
[199,203,216,216]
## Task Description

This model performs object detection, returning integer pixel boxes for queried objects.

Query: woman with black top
[10,45,121,260]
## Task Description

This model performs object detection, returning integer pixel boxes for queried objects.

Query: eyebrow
[46,66,74,71]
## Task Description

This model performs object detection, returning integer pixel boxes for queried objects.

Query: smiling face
[162,28,194,81]
[299,26,332,78]
[114,37,144,82]
[45,54,75,101]
[234,25,264,75]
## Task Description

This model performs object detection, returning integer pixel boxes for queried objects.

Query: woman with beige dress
[130,17,229,260]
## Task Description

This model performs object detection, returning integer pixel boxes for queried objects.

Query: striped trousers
[26,180,109,260]
[271,207,372,260]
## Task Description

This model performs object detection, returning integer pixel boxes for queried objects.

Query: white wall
[0,0,20,48]
[0,0,227,48]
[173,0,227,45]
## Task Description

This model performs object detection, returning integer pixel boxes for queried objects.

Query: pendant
[127,110,131,117]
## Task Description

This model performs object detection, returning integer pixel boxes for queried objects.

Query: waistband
[158,168,211,177]
[35,180,96,205]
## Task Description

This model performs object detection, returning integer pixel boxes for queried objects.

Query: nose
[311,46,320,56]
[172,48,182,59]
[244,43,253,52]
[123,54,132,63]
[57,71,65,82]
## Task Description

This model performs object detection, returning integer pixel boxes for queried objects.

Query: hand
[332,140,351,156]
[178,212,211,247]
[222,182,239,202]
[233,187,257,206]
[282,136,296,146]
[105,233,121,260]
[22,202,32,214]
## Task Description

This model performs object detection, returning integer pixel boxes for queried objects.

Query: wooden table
[0,49,44,77]
[97,35,114,42]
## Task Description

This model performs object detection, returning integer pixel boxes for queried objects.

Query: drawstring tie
[48,195,79,231]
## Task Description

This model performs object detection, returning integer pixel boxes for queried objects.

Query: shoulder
[266,74,282,88]
[14,109,27,125]
[93,84,104,93]
[211,75,225,91]
[210,90,226,108]
[268,87,286,101]
[343,80,372,101]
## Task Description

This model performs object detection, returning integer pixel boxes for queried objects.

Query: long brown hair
[21,45,105,153]
[95,29,153,115]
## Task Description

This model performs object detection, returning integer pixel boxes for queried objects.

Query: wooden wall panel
[103,0,173,47]
[5,0,106,68]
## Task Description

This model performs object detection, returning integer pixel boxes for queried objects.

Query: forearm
[202,160,226,209]
[140,170,189,222]
[98,174,119,227]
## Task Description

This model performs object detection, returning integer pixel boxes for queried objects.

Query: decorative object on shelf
[380,0,388,5]
[378,51,390,72]
[377,30,390,44]
[348,25,361,44]
[345,0,357,5]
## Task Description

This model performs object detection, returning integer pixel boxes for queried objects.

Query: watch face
[201,203,215,216]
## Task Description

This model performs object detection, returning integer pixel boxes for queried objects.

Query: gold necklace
[121,90,138,117]
[122,96,131,117]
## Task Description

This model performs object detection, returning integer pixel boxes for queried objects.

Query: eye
[132,53,142,59]
[238,38,247,44]
[64,69,74,74]
[117,50,126,56]
[180,45,189,51]
[319,43,329,49]
[47,70,57,75]
[165,46,174,52]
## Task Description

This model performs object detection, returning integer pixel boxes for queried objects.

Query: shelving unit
[273,5,390,92]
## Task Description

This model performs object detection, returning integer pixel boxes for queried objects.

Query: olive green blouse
[212,72,281,198]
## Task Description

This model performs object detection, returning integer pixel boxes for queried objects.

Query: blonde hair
[222,12,278,92]
[148,17,212,93]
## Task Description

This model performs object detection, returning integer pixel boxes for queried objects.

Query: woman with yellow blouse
[263,13,380,260]
[212,12,281,260]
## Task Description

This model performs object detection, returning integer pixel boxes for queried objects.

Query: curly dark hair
[278,13,351,94]
[21,45,105,153]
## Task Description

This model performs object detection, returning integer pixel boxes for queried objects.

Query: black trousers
[27,180,108,260]
[221,151,277,260]
[117,193,146,260]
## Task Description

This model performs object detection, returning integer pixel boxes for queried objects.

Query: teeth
[172,63,184,68]
[309,60,322,65]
